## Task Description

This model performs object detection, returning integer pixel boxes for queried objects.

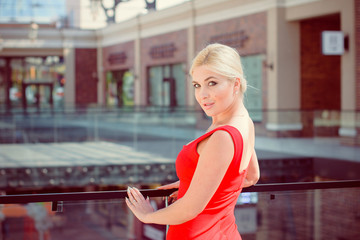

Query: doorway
[147,63,186,107]
[106,69,134,107]
[0,56,63,111]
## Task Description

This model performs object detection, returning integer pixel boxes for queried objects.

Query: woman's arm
[242,150,260,188]
[157,181,179,189]
[126,130,235,225]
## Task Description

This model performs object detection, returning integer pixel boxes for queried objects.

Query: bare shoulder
[205,130,235,153]
[209,129,233,145]
[197,129,234,156]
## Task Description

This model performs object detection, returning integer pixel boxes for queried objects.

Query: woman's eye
[193,83,200,88]
[208,81,217,86]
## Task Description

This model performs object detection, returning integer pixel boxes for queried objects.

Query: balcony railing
[0,107,359,239]
[0,106,358,146]
[0,107,359,189]
[0,180,359,240]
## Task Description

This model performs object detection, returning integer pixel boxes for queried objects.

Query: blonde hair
[190,43,247,95]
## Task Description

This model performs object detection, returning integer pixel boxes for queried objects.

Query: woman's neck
[208,101,247,130]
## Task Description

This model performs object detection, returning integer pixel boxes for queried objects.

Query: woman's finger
[127,187,138,205]
[157,184,171,190]
[125,197,134,209]
[128,187,145,204]
[132,187,145,203]
[157,181,179,190]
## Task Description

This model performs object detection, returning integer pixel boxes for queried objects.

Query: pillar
[266,7,301,136]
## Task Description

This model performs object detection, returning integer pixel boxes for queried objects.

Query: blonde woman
[126,43,260,239]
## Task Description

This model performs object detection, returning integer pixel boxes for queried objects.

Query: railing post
[165,196,170,234]
[51,201,63,212]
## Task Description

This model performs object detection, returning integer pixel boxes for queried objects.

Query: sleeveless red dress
[166,125,247,240]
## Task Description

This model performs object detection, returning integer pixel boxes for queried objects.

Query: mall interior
[0,0,359,239]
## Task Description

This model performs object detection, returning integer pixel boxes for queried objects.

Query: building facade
[0,0,359,144]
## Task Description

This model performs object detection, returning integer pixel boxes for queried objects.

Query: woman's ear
[234,77,241,93]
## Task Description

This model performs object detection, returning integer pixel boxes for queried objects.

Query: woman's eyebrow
[204,76,217,81]
[192,76,217,84]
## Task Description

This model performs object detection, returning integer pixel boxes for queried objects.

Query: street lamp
[99,0,131,24]
[91,0,157,24]
[145,0,156,11]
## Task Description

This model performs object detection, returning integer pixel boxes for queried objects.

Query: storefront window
[106,70,134,107]
[242,55,263,122]
[149,66,164,106]
[148,63,186,107]
[0,56,64,110]
[122,71,134,106]
[173,64,186,106]
[9,59,24,108]
[24,57,64,109]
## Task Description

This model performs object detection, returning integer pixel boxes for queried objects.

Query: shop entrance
[106,70,134,107]
[0,56,64,112]
[21,82,54,110]
[147,64,186,107]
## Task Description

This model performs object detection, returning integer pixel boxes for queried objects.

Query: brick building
[0,0,359,144]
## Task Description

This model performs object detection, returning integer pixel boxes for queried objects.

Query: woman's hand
[126,187,154,223]
[157,181,179,204]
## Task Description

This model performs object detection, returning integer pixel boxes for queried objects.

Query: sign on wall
[108,52,127,65]
[210,30,249,48]
[149,43,177,59]
[322,31,344,55]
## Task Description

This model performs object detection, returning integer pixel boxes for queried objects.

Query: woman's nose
[199,88,209,99]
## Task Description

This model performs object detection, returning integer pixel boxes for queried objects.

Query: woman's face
[191,65,238,117]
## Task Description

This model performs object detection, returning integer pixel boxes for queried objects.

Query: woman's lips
[202,102,214,110]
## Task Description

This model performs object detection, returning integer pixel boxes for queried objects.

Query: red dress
[167,125,247,240]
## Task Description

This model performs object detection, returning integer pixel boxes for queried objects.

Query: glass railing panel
[1,108,359,189]
[237,187,360,240]
[262,110,303,134]
[0,114,16,143]
[0,197,168,240]
[313,110,341,137]
[124,109,198,160]
[1,186,358,240]
[54,199,133,240]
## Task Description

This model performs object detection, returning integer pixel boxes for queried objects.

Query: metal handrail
[0,188,177,205]
[0,180,359,205]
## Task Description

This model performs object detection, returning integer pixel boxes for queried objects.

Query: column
[134,16,142,106]
[96,39,104,106]
[339,0,358,144]
[63,47,75,108]
[266,7,301,136]
[187,0,196,107]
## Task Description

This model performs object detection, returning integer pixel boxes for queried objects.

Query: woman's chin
[203,110,215,117]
